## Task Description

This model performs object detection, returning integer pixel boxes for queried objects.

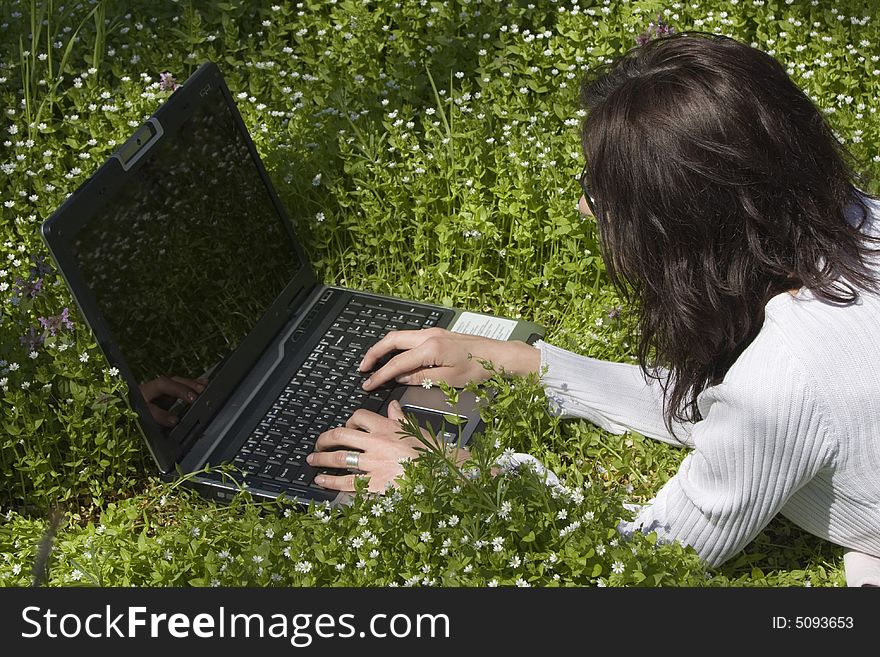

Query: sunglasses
[575,161,598,216]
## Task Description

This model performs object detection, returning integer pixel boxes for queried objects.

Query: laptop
[40,61,545,506]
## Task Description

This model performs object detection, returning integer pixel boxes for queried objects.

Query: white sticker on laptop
[450,312,517,341]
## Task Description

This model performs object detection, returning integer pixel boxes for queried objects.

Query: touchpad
[401,406,468,444]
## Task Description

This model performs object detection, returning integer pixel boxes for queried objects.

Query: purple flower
[20,326,44,351]
[38,307,74,336]
[607,306,622,321]
[29,254,52,280]
[159,72,181,92]
[14,275,43,299]
[636,14,676,46]
[11,256,52,301]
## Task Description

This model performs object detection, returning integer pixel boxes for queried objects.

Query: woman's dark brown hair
[579,31,880,437]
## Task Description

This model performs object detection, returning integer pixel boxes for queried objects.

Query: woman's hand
[306,400,469,493]
[358,327,540,391]
[139,375,209,427]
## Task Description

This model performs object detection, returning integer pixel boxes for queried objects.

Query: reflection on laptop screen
[71,86,300,393]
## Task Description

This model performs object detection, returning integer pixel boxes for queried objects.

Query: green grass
[1,0,878,586]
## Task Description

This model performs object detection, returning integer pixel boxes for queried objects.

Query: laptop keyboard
[233,296,443,491]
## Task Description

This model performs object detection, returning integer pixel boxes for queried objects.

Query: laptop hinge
[288,282,319,315]
[179,420,203,453]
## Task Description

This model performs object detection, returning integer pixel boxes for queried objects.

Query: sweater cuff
[843,550,880,587]
[534,339,630,434]
[616,495,677,548]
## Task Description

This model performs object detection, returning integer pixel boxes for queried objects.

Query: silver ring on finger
[345,451,360,469]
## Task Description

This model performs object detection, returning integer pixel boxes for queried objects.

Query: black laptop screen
[70,85,301,399]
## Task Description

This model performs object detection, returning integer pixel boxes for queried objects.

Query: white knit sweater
[534,198,880,569]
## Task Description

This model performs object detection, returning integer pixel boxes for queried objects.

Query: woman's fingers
[308,403,421,492]
[306,448,373,471]
[358,328,444,373]
[344,407,403,431]
[146,403,182,428]
[313,472,369,492]
[141,375,200,403]
[170,375,206,395]
[314,426,373,452]
[361,340,448,390]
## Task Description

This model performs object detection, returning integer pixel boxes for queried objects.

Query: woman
[305,32,880,578]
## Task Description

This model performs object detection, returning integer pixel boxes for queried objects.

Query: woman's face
[578,194,594,217]
[575,162,597,217]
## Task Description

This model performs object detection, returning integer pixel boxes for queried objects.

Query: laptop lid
[41,62,319,473]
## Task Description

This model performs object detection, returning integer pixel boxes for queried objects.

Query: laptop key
[316,411,336,425]
[292,466,317,486]
[361,397,384,413]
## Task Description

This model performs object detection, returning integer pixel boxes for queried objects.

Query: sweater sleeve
[534,339,694,447]
[617,345,838,567]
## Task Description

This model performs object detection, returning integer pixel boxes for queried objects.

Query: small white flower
[421,378,433,389]
[612,561,625,574]
[487,579,498,587]
[79,352,89,363]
